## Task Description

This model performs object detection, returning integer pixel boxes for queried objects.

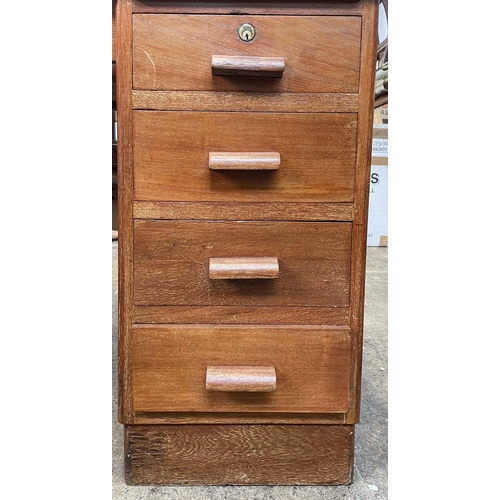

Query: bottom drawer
[132,325,352,415]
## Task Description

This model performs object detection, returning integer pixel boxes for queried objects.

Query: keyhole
[238,23,255,42]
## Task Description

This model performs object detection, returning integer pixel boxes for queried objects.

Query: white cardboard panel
[367,164,388,247]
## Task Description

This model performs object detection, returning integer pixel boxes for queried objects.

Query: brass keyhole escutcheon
[238,23,256,42]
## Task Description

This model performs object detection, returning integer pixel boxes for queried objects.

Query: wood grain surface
[117,0,381,483]
[347,0,379,423]
[133,304,351,325]
[206,365,277,392]
[132,90,359,112]
[133,220,352,307]
[209,257,280,279]
[133,111,357,203]
[133,201,355,221]
[132,411,348,425]
[132,325,351,414]
[125,424,354,485]
[209,152,281,171]
[133,15,361,92]
[132,0,363,16]
[212,55,285,77]
[116,0,134,424]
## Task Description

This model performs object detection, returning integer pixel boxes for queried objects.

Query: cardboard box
[373,104,388,124]
[367,124,388,246]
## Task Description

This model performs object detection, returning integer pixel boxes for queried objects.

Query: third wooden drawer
[134,220,351,308]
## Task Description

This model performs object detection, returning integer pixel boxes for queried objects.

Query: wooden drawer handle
[209,152,280,171]
[206,365,277,392]
[212,55,285,77]
[209,257,279,279]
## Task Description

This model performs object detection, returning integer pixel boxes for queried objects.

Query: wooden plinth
[124,424,354,485]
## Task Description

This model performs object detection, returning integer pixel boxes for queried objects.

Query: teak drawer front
[133,15,361,93]
[133,111,357,203]
[132,325,352,414]
[134,220,351,308]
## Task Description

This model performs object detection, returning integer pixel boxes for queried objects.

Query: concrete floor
[112,243,388,499]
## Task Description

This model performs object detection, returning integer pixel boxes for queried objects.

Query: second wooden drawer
[134,220,351,308]
[133,111,358,203]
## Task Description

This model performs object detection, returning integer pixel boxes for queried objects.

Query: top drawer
[133,15,362,93]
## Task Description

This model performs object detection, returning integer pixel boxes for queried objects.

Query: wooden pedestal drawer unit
[117,0,379,486]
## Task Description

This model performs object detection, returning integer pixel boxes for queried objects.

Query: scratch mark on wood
[137,47,156,90]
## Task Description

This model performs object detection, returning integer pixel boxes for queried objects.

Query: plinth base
[124,424,354,485]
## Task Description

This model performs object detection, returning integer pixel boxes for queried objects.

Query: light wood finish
[133,15,361,93]
[125,424,354,485]
[133,412,348,425]
[133,111,357,203]
[132,325,351,414]
[206,365,277,392]
[132,0,363,16]
[116,0,134,424]
[133,305,351,326]
[133,201,355,222]
[209,152,280,171]
[354,1,379,227]
[212,56,285,77]
[209,257,279,280]
[132,91,359,113]
[118,0,381,484]
[347,0,379,423]
[134,220,351,308]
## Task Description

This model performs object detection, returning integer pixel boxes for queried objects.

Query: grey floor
[112,243,388,499]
